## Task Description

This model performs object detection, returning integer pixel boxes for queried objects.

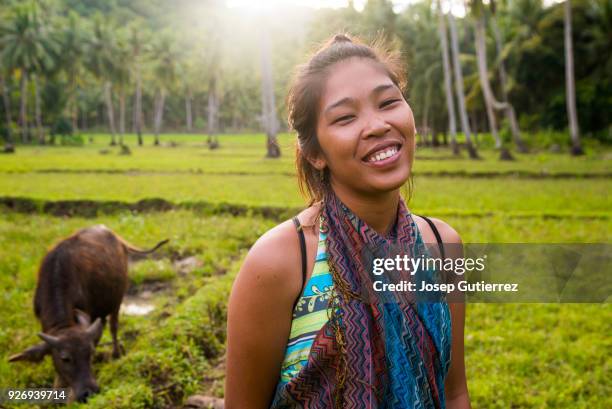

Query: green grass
[0,211,274,408]
[0,211,610,408]
[1,133,610,175]
[0,173,610,219]
[0,133,610,408]
[466,303,611,408]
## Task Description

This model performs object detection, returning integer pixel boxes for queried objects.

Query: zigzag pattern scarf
[271,192,451,408]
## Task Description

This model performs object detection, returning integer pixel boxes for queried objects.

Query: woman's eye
[333,115,354,125]
[380,99,400,108]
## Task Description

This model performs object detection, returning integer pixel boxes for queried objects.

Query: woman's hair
[287,33,408,205]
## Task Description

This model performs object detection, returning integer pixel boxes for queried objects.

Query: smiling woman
[225,34,470,409]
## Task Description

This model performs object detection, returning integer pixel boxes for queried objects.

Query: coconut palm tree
[59,11,86,133]
[183,65,194,133]
[207,74,219,148]
[0,69,14,148]
[447,10,479,158]
[260,27,280,158]
[115,28,131,146]
[0,1,58,144]
[397,1,445,147]
[564,0,583,155]
[199,5,226,150]
[86,14,119,145]
[149,31,179,146]
[471,0,526,159]
[489,0,527,154]
[436,0,459,154]
[127,21,147,146]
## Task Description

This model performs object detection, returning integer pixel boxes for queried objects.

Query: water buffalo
[8,225,168,403]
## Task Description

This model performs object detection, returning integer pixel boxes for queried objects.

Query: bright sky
[225,0,467,17]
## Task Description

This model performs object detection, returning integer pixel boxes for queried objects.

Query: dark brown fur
[9,225,168,403]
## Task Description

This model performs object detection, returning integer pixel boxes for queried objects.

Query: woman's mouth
[362,144,402,167]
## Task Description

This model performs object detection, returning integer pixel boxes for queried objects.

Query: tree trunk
[82,106,88,132]
[490,16,525,153]
[474,14,526,158]
[153,89,166,146]
[437,0,459,155]
[207,76,219,148]
[33,74,45,144]
[422,80,432,147]
[185,87,193,132]
[564,0,583,155]
[474,14,502,150]
[104,81,117,145]
[0,74,14,145]
[70,75,79,133]
[260,29,280,158]
[119,90,126,146]
[135,68,143,146]
[19,71,28,143]
[448,13,478,159]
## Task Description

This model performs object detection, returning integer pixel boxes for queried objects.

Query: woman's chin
[362,176,409,195]
[369,170,411,192]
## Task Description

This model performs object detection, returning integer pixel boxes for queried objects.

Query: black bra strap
[292,217,307,312]
[417,215,446,260]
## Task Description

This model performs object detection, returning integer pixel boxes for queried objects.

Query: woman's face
[314,57,416,198]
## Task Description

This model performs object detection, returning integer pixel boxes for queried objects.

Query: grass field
[0,133,610,408]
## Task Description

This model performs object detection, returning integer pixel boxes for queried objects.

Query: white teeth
[368,146,398,162]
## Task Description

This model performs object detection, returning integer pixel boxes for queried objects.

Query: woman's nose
[363,115,391,138]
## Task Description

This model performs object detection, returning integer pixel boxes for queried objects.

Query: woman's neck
[330,182,400,235]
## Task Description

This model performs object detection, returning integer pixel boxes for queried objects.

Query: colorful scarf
[270,192,452,408]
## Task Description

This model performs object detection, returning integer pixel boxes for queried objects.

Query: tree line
[0,0,609,158]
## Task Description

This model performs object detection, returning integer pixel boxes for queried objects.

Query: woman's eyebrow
[372,83,396,96]
[324,97,354,114]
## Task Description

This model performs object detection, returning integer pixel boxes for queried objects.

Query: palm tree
[127,21,147,146]
[32,72,44,144]
[471,0,526,158]
[564,0,583,155]
[207,74,219,148]
[448,11,479,158]
[436,0,459,154]
[185,77,193,132]
[198,5,226,150]
[176,52,197,133]
[489,0,527,154]
[150,32,178,146]
[115,29,131,146]
[0,1,58,143]
[59,11,86,133]
[397,1,444,147]
[260,27,280,158]
[86,14,119,145]
[0,7,10,148]
[0,70,14,148]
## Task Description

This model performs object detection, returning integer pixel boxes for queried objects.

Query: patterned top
[271,196,452,408]
[277,216,437,386]
[278,226,333,385]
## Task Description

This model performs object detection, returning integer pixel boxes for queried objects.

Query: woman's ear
[300,146,327,171]
[309,155,327,171]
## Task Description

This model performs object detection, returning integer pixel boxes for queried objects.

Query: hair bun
[332,34,352,43]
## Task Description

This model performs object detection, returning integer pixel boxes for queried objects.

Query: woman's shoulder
[411,214,462,244]
[411,215,463,260]
[250,203,321,260]
[234,204,322,300]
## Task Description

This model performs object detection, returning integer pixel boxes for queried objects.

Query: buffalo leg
[110,309,123,358]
